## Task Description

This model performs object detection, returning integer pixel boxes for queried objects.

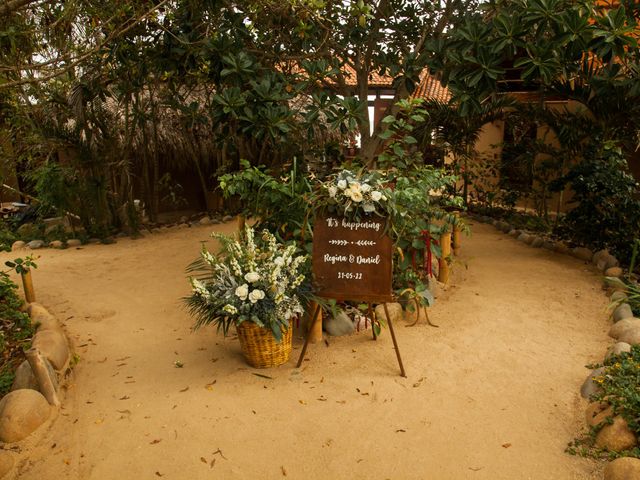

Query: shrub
[0,269,34,396]
[553,142,640,260]
[593,345,640,438]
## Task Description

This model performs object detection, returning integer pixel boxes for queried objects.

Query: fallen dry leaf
[94,419,103,425]
[200,457,207,464]
[97,357,108,363]
[155,472,163,477]
[119,395,130,400]
[281,466,287,476]
[150,439,162,445]
[179,387,189,392]
[298,400,307,405]
[502,443,511,449]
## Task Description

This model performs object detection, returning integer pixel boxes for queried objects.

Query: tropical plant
[592,345,640,438]
[0,262,34,396]
[185,227,308,341]
[553,141,640,260]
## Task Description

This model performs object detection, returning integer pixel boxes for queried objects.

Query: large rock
[613,304,634,322]
[605,342,632,362]
[580,367,605,399]
[604,457,640,480]
[611,291,628,303]
[596,254,620,272]
[605,255,620,270]
[618,327,640,346]
[26,240,45,250]
[605,267,624,278]
[593,249,610,266]
[542,240,556,250]
[324,311,355,336]
[199,216,211,225]
[609,318,640,340]
[32,330,69,370]
[585,402,613,427]
[596,416,638,452]
[11,241,25,251]
[10,358,57,393]
[48,240,64,249]
[508,230,519,238]
[531,237,544,248]
[517,233,531,243]
[66,239,82,247]
[572,247,594,262]
[222,215,234,222]
[554,243,570,255]
[374,303,403,324]
[10,361,39,391]
[0,389,51,443]
[0,452,14,478]
[27,303,61,332]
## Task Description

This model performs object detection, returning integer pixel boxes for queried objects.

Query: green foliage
[0,264,34,397]
[607,276,640,318]
[0,221,16,252]
[218,159,312,244]
[592,345,640,439]
[4,255,37,275]
[553,142,640,259]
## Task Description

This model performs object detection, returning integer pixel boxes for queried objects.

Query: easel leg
[383,302,406,378]
[367,303,377,341]
[296,303,322,368]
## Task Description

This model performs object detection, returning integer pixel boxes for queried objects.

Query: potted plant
[186,227,307,368]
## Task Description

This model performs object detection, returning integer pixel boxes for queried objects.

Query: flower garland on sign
[322,169,390,219]
[186,227,307,341]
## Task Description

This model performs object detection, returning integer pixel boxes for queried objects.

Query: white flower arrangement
[323,169,389,217]
[186,227,307,341]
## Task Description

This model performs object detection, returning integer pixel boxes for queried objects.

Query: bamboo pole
[438,231,452,284]
[452,213,461,256]
[21,268,35,303]
[25,348,60,407]
[307,301,323,344]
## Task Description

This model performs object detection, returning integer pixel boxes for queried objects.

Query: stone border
[468,213,640,478]
[9,214,237,252]
[0,302,72,478]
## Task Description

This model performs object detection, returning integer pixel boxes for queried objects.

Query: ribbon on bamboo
[422,230,436,278]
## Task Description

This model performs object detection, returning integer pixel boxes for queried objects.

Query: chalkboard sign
[313,216,393,302]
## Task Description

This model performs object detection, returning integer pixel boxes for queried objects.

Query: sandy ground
[1,220,612,480]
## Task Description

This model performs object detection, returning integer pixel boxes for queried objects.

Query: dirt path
[3,220,610,479]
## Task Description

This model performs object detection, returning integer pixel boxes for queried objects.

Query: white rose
[244,272,260,283]
[363,202,375,212]
[235,284,249,301]
[337,179,347,190]
[371,191,382,202]
[274,256,284,267]
[349,190,363,202]
[328,185,338,198]
[248,289,265,304]
[361,183,371,193]
[349,181,361,192]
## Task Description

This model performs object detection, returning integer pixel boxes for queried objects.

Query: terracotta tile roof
[339,63,395,87]
[412,72,451,103]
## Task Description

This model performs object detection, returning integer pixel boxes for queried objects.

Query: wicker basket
[236,322,292,368]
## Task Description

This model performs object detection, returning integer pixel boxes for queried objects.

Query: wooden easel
[295,299,406,378]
